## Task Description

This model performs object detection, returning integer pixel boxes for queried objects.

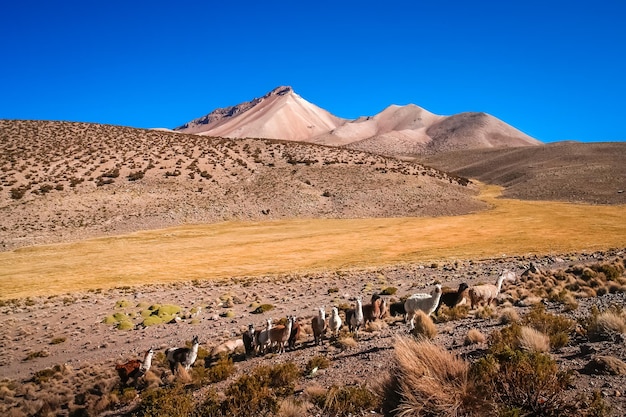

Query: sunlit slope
[1,184,625,299]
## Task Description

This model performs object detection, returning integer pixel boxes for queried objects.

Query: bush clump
[251,304,274,314]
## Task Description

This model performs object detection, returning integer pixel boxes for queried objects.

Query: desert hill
[0,119,484,251]
[175,86,541,157]
[418,141,626,204]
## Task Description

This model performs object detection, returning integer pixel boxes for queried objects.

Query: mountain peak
[267,86,293,96]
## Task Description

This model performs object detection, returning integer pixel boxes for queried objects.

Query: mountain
[175,86,346,140]
[175,86,542,156]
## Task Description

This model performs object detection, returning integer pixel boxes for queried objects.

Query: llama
[288,316,301,350]
[115,347,154,386]
[311,307,327,345]
[435,283,469,314]
[362,294,382,324]
[210,338,244,359]
[348,297,364,338]
[255,318,273,355]
[268,315,293,353]
[468,270,511,309]
[165,335,199,374]
[242,323,256,357]
[378,297,388,319]
[389,301,406,317]
[329,306,342,338]
[404,285,442,331]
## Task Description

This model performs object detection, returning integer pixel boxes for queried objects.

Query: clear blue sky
[2,1,625,143]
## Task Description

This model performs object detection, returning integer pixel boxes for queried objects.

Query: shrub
[205,355,235,383]
[378,337,490,416]
[251,304,274,314]
[132,385,194,417]
[517,326,550,353]
[464,329,486,345]
[50,337,66,345]
[128,171,144,181]
[305,355,331,374]
[471,349,574,416]
[499,307,520,324]
[522,304,574,349]
[587,310,626,341]
[381,287,397,295]
[410,311,437,340]
[316,385,379,417]
[327,287,339,294]
[218,363,300,417]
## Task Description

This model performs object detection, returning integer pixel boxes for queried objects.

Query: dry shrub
[278,397,309,417]
[471,350,573,416]
[499,307,520,324]
[522,304,574,349]
[585,355,626,375]
[518,326,550,353]
[336,336,358,350]
[410,311,437,340]
[436,304,470,322]
[218,362,300,417]
[587,310,626,341]
[474,305,495,319]
[305,355,331,374]
[365,320,386,332]
[378,336,490,416]
[133,385,195,417]
[464,329,486,345]
[316,384,379,417]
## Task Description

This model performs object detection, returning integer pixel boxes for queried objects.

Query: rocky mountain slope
[418,142,626,204]
[175,86,541,157]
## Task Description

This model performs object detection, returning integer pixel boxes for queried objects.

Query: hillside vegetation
[0,120,482,251]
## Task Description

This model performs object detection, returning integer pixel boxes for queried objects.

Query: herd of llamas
[115,270,517,384]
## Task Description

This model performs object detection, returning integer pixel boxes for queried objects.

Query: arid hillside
[0,120,483,251]
[418,142,626,205]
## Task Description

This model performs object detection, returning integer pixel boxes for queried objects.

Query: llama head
[433,284,442,294]
[459,283,469,292]
[191,335,199,345]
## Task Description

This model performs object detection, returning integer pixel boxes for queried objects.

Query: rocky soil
[1,249,625,416]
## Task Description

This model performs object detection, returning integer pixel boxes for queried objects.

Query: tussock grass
[517,326,550,353]
[2,185,626,299]
[378,336,489,416]
[464,329,486,345]
[409,311,437,340]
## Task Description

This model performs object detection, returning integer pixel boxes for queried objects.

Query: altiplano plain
[1,110,626,416]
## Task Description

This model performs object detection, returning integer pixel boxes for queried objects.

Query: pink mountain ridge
[174,86,541,157]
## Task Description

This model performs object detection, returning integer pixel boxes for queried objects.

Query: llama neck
[496,276,505,293]
[285,318,293,335]
[355,301,363,320]
[141,351,153,371]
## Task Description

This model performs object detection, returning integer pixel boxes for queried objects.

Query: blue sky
[1,1,625,143]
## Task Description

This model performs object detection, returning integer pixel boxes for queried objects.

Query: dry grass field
[1,183,624,299]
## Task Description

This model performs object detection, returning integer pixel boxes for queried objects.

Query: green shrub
[471,349,573,416]
[381,287,398,295]
[115,299,131,308]
[305,355,331,374]
[316,385,379,417]
[132,386,195,417]
[251,304,274,314]
[522,304,574,349]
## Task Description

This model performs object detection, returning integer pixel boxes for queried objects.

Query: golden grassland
[1,184,625,299]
